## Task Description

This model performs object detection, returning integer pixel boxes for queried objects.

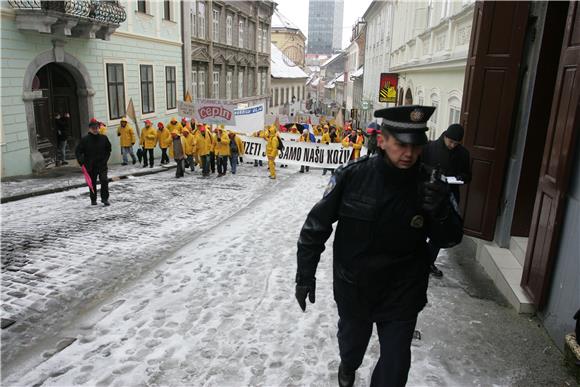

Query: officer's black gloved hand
[421,180,450,220]
[295,278,316,312]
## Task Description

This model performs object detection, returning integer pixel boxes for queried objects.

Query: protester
[421,123,471,278]
[265,125,279,179]
[251,127,267,167]
[140,120,157,168]
[228,132,244,174]
[168,130,186,178]
[157,122,171,165]
[116,117,137,165]
[296,105,463,387]
[194,124,213,177]
[321,125,333,176]
[365,122,379,156]
[55,112,69,166]
[342,128,365,161]
[182,128,196,172]
[75,118,112,206]
[166,117,184,135]
[98,121,107,135]
[209,125,217,174]
[299,129,312,173]
[214,127,230,177]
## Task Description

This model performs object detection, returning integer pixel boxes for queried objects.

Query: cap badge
[410,109,425,122]
[410,215,424,229]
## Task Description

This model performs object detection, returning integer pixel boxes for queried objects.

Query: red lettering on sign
[198,106,233,121]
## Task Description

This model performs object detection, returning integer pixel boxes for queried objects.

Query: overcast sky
[275,0,374,50]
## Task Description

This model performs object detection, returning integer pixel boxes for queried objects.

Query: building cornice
[390,55,467,73]
[113,31,182,47]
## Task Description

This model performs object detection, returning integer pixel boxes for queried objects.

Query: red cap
[144,119,152,125]
[157,122,164,128]
[200,126,206,132]
[89,118,99,127]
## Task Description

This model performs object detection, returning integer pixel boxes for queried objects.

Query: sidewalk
[1,162,172,203]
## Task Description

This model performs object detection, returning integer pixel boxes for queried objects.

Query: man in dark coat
[421,123,471,277]
[76,118,112,206]
[296,106,464,387]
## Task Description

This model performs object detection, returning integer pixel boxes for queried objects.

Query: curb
[0,165,175,204]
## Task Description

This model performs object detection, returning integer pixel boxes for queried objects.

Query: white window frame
[226,15,232,45]
[257,26,262,53]
[198,70,206,99]
[139,63,156,118]
[238,20,244,48]
[165,65,178,113]
[260,72,266,95]
[192,70,198,100]
[262,28,267,52]
[212,9,220,43]
[226,71,232,100]
[212,71,220,98]
[104,60,128,125]
[190,1,197,38]
[448,95,461,126]
[238,71,243,98]
[198,2,206,39]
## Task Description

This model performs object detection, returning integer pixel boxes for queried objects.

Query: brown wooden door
[521,2,580,308]
[460,1,530,240]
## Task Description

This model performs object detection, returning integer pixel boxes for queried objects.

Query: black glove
[421,180,450,220]
[295,278,316,312]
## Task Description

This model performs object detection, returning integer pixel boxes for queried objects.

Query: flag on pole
[126,98,140,137]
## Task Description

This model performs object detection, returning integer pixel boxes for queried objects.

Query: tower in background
[307,0,344,55]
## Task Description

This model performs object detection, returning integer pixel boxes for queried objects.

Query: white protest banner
[192,99,237,125]
[240,135,355,168]
[227,104,265,134]
[177,100,195,118]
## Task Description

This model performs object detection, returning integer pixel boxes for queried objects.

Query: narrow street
[1,165,576,386]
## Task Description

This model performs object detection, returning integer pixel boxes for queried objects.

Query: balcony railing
[8,0,126,40]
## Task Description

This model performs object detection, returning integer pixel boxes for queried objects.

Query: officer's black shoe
[338,363,355,387]
[102,200,110,206]
[429,263,443,277]
[91,200,97,205]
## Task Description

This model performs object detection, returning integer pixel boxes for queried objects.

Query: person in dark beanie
[422,123,471,277]
[76,118,112,206]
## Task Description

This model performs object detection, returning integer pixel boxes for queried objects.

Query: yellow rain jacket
[182,131,196,156]
[166,119,184,135]
[194,129,213,156]
[299,132,311,142]
[342,134,365,159]
[117,123,136,147]
[266,126,279,158]
[233,135,244,155]
[168,133,186,159]
[214,130,231,156]
[321,132,331,144]
[140,126,158,149]
[98,124,107,135]
[157,127,172,149]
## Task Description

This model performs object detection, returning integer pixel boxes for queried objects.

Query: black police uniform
[296,106,464,387]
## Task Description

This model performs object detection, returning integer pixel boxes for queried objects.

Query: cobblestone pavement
[1,163,294,367]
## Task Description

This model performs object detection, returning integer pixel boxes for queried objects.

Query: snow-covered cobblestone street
[1,165,576,386]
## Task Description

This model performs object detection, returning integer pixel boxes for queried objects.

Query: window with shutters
[198,70,206,98]
[198,3,206,39]
[165,66,176,110]
[192,70,198,100]
[226,15,232,45]
[238,71,243,98]
[213,71,220,98]
[226,72,232,100]
[212,9,219,42]
[239,20,244,48]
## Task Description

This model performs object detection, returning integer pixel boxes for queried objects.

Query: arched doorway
[405,88,413,105]
[398,88,404,106]
[32,63,82,165]
[23,46,94,173]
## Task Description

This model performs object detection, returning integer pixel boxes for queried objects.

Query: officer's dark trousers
[88,167,109,203]
[338,317,417,387]
[201,154,210,176]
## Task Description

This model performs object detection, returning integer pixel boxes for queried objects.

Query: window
[260,72,266,95]
[226,71,232,100]
[448,96,461,125]
[274,88,278,106]
[262,28,267,52]
[248,72,254,96]
[257,26,262,52]
[426,0,434,28]
[441,0,452,19]
[140,65,154,114]
[190,1,196,37]
[106,63,125,120]
[198,3,205,39]
[192,70,198,100]
[165,66,176,110]
[137,0,147,13]
[163,0,171,21]
[238,20,244,48]
[226,15,232,45]
[238,71,243,98]
[212,9,219,42]
[430,94,439,125]
[213,71,220,98]
[199,70,205,98]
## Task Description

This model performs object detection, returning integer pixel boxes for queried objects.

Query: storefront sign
[379,73,398,103]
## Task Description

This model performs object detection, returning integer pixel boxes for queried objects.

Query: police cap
[374,105,436,145]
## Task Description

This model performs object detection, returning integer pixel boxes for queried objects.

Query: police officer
[295,105,464,387]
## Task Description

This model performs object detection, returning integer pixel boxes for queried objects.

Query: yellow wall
[271,31,305,68]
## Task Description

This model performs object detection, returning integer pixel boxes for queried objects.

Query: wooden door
[460,1,530,240]
[522,2,580,308]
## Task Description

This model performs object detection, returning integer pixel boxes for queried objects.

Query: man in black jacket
[422,124,471,277]
[76,118,112,206]
[296,105,464,387]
